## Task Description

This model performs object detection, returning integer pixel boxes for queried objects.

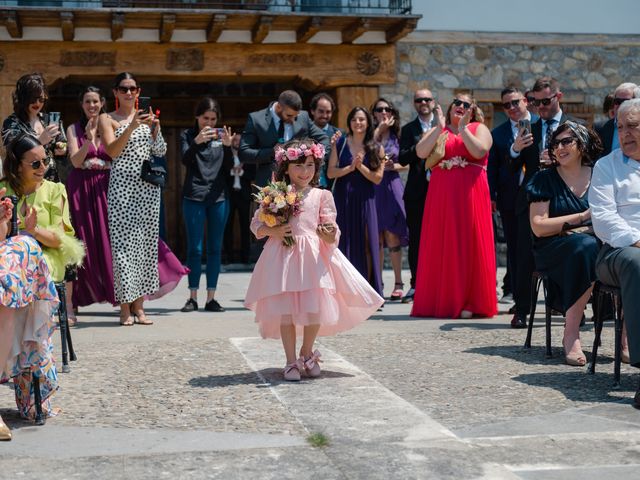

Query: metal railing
[2,0,412,14]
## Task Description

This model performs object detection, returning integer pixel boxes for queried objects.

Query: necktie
[277,120,285,143]
[544,119,556,149]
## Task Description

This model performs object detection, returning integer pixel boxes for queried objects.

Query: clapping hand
[434,104,446,129]
[85,116,99,142]
[458,107,473,132]
[330,130,342,146]
[0,188,11,224]
[24,206,38,234]
[383,154,395,170]
[352,151,364,170]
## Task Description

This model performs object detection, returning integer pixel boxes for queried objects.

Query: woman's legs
[131,296,152,325]
[204,200,230,303]
[563,284,594,364]
[183,198,207,302]
[119,302,133,326]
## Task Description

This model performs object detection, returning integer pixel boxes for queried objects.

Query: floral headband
[274,142,325,165]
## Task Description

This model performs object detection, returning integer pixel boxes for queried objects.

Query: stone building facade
[381,32,640,128]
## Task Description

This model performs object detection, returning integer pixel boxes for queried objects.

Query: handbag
[424,131,448,170]
[141,158,167,188]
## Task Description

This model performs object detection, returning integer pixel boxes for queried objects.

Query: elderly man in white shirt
[590,98,640,406]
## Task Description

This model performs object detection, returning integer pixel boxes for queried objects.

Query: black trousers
[404,194,426,289]
[499,207,518,296]
[513,208,535,315]
[224,187,252,263]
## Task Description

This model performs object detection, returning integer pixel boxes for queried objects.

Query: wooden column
[0,84,14,145]
[334,86,380,130]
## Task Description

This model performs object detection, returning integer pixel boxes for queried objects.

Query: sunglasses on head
[613,97,630,106]
[414,97,433,104]
[551,136,577,149]
[502,99,522,110]
[452,99,471,109]
[116,86,139,94]
[374,107,392,113]
[27,157,51,170]
[531,93,557,107]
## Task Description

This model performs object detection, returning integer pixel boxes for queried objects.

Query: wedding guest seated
[527,122,603,366]
[590,98,640,406]
[0,188,60,439]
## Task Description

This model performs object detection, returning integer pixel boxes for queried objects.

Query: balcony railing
[2,0,412,15]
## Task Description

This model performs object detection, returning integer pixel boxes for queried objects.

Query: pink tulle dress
[245,188,384,339]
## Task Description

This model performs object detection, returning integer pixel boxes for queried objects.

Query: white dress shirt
[590,148,640,248]
[271,104,293,141]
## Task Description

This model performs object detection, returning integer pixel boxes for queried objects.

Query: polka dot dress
[107,123,167,304]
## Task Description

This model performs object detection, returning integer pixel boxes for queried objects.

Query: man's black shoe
[205,299,225,312]
[508,305,516,314]
[510,313,527,329]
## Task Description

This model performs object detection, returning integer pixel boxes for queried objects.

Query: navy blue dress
[526,167,599,314]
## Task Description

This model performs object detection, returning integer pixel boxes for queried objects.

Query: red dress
[411,122,497,318]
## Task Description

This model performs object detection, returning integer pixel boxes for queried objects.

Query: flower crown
[274,142,325,165]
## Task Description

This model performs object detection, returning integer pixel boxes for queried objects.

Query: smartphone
[48,111,61,125]
[211,128,225,140]
[518,119,531,136]
[138,96,151,113]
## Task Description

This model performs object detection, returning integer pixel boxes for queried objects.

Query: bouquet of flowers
[253,180,303,247]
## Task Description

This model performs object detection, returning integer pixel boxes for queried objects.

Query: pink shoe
[302,350,322,378]
[283,360,303,382]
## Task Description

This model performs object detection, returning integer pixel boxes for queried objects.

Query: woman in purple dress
[371,98,409,301]
[327,107,384,297]
[66,86,116,312]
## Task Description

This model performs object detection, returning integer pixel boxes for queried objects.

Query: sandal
[390,282,404,301]
[119,313,134,326]
[132,310,153,325]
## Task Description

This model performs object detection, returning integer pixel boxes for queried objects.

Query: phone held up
[47,111,61,126]
[518,119,531,137]
[138,96,151,113]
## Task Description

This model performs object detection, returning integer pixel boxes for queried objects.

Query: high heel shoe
[563,337,586,366]
[132,310,153,325]
[119,312,134,326]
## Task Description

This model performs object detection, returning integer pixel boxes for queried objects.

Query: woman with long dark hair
[179,97,234,313]
[327,106,384,296]
[2,73,67,182]
[66,86,116,312]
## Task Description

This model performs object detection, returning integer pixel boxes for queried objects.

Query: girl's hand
[330,130,342,146]
[221,126,234,147]
[317,223,337,243]
[24,206,38,234]
[267,223,293,241]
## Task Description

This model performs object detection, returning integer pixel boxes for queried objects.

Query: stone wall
[381,32,640,126]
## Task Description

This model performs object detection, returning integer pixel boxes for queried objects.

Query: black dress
[526,167,599,314]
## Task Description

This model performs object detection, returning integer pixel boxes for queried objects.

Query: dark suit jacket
[239,103,330,186]
[595,118,615,158]
[488,120,520,212]
[319,123,341,189]
[513,112,581,214]
[399,117,431,202]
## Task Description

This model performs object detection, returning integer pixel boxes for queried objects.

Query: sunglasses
[526,96,535,103]
[502,99,522,110]
[31,96,47,104]
[452,99,472,109]
[551,137,577,149]
[116,86,140,94]
[27,157,51,170]
[414,97,433,104]
[531,93,557,107]
[613,97,630,106]
[374,107,393,113]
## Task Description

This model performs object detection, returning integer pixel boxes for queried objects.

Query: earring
[135,98,139,111]
[115,97,119,110]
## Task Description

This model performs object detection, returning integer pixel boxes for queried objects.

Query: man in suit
[309,92,341,190]
[239,90,330,187]
[488,87,533,306]
[398,88,438,303]
[595,82,640,158]
[510,76,582,328]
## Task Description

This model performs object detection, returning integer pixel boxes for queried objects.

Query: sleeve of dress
[526,170,553,204]
[250,207,267,240]
[151,129,168,156]
[319,189,341,247]
[49,183,85,267]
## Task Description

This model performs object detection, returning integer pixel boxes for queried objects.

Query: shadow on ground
[189,369,354,389]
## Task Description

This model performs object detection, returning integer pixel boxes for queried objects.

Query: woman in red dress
[411,93,497,319]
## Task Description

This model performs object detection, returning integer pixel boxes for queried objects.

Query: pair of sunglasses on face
[530,93,558,107]
[550,136,577,150]
[374,107,393,113]
[27,157,51,170]
[452,99,472,109]
[116,86,140,94]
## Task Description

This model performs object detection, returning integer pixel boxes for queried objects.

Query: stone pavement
[1,268,640,479]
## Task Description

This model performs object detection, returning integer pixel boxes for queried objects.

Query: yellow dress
[0,180,84,283]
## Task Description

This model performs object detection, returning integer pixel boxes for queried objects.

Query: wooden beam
[385,18,418,43]
[60,12,74,42]
[341,18,370,44]
[296,17,322,43]
[160,14,176,43]
[4,11,22,39]
[252,16,273,44]
[206,13,227,43]
[111,12,125,41]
